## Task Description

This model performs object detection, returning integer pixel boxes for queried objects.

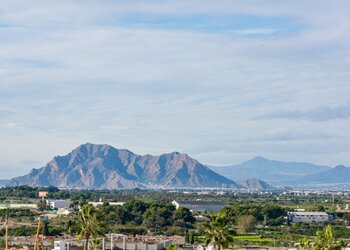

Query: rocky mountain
[210,156,330,184]
[11,143,240,189]
[239,178,275,191]
[300,165,350,184]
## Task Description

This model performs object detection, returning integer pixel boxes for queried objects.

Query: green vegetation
[299,225,346,250]
[1,186,350,249]
[77,204,106,250]
[203,214,235,250]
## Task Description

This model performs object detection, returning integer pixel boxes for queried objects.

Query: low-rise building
[172,200,226,213]
[0,203,38,209]
[47,200,71,209]
[88,201,125,207]
[287,211,333,223]
[57,208,73,215]
[52,241,67,250]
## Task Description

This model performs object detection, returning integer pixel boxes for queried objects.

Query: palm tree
[77,204,105,250]
[299,225,346,250]
[298,238,311,250]
[313,225,344,250]
[203,215,235,250]
[91,238,102,250]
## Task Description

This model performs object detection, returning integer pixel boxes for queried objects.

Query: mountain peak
[239,178,275,191]
[300,164,350,184]
[333,165,348,170]
[12,144,239,189]
[250,156,269,162]
[210,157,330,184]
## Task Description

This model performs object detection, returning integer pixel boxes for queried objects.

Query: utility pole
[1,217,9,250]
[5,215,8,250]
[34,216,48,250]
[111,234,113,250]
[34,220,41,250]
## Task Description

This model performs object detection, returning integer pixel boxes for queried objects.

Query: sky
[1,0,350,178]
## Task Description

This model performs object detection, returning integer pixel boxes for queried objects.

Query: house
[57,208,73,215]
[172,200,226,213]
[194,215,211,222]
[287,211,333,223]
[52,241,66,250]
[47,200,71,209]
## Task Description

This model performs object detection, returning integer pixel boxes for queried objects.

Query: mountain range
[9,143,241,189]
[300,165,350,184]
[1,143,349,189]
[210,156,331,184]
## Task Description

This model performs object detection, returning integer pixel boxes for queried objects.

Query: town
[0,186,350,249]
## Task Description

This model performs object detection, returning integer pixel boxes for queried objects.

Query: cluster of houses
[1,197,347,250]
[0,198,337,224]
[172,200,336,224]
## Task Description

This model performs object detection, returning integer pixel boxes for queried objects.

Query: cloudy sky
[1,0,350,178]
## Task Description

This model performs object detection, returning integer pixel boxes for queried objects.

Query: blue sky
[0,0,350,178]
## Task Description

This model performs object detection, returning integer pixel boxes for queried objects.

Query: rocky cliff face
[239,178,275,191]
[12,143,240,189]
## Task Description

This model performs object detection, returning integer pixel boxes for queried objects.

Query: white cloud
[0,0,350,178]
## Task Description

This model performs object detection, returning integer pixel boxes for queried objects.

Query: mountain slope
[300,165,350,184]
[239,178,275,191]
[210,156,330,184]
[0,179,13,187]
[12,143,240,189]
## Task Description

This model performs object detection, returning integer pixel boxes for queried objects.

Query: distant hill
[239,178,275,191]
[0,179,13,187]
[300,165,350,184]
[210,156,330,184]
[11,143,240,189]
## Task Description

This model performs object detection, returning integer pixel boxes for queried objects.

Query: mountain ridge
[299,165,350,184]
[210,156,331,184]
[11,143,241,189]
[239,178,275,191]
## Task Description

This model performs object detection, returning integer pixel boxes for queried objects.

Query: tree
[236,215,256,234]
[91,238,101,250]
[313,225,345,250]
[77,204,106,250]
[299,225,346,250]
[166,245,177,250]
[143,203,175,232]
[221,204,264,224]
[203,215,235,250]
[173,207,196,228]
[298,238,311,250]
[262,204,285,225]
[123,200,149,225]
[37,200,48,211]
[42,221,49,236]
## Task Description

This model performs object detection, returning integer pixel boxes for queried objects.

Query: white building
[88,201,125,207]
[47,200,71,209]
[52,241,66,250]
[172,200,226,213]
[57,208,73,215]
[0,203,38,209]
[287,211,333,223]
